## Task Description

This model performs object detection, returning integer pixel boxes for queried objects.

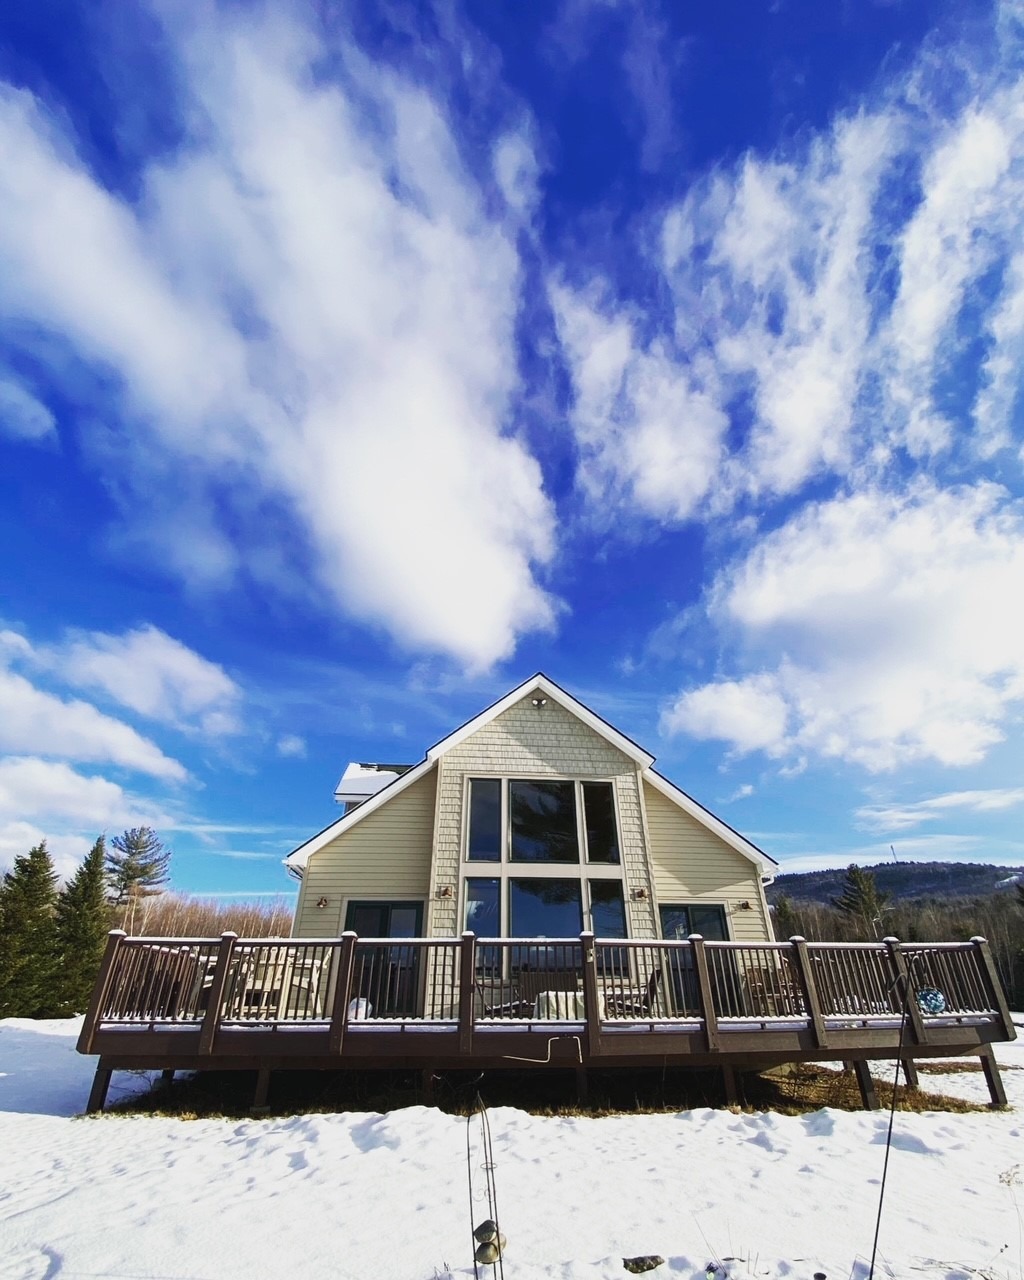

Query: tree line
[772,863,1024,1007]
[0,828,172,1019]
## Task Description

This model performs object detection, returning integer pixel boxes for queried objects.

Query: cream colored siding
[643,782,773,942]
[429,695,658,937]
[293,768,437,937]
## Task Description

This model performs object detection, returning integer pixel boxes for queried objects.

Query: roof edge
[641,768,779,873]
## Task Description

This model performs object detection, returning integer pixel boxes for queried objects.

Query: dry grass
[114,893,294,938]
[105,1061,989,1121]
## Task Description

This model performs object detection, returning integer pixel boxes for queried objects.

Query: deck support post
[900,1058,919,1090]
[328,932,358,1056]
[580,932,602,1059]
[420,1069,436,1103]
[788,937,828,1048]
[161,1069,176,1086]
[721,1064,739,1106]
[853,1059,880,1110]
[251,1067,272,1113]
[972,937,1015,1040]
[575,1066,589,1106]
[77,930,127,1056]
[198,932,238,1057]
[980,1045,1007,1107]
[689,935,719,1052]
[86,1063,113,1114]
[884,938,925,1045]
[459,932,477,1056]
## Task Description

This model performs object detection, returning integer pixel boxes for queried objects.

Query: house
[76,674,1014,1114]
[284,673,778,950]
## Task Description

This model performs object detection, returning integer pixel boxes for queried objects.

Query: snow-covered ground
[1,1018,1022,1280]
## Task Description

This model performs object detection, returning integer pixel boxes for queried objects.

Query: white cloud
[276,734,307,759]
[551,282,727,523]
[554,25,1024,526]
[37,624,242,735]
[857,788,1024,832]
[0,8,556,671]
[0,822,92,881]
[0,758,170,878]
[0,375,56,443]
[663,674,788,755]
[664,483,1024,770]
[0,664,186,781]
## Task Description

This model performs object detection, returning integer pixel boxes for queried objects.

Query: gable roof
[284,672,776,875]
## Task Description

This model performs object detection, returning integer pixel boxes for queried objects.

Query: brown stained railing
[807,943,900,1018]
[102,938,222,1022]
[902,943,991,1015]
[87,931,1008,1045]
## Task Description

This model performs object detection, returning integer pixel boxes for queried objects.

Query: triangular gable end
[425,673,656,769]
[284,673,775,877]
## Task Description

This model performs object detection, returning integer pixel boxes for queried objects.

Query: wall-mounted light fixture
[531,696,548,708]
[632,887,649,901]
[736,900,753,911]
[316,896,329,910]
[437,885,454,899]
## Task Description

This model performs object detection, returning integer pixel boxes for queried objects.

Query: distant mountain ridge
[768,861,1024,905]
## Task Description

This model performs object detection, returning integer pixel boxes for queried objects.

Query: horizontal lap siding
[293,769,437,938]
[643,782,773,942]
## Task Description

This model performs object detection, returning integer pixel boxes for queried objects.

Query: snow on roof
[333,762,414,805]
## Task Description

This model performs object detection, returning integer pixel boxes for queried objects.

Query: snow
[1,1018,1023,1280]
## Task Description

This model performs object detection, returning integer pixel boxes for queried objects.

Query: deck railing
[80,930,1012,1055]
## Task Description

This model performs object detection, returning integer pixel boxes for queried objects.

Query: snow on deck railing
[78,931,1013,1058]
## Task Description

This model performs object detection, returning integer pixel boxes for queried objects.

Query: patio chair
[606,966,662,1018]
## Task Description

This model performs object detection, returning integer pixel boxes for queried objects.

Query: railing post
[787,937,828,1048]
[580,932,602,1058]
[884,937,925,1044]
[689,935,719,1052]
[198,932,237,1057]
[77,930,127,1055]
[459,932,477,1055]
[328,932,358,1055]
[972,936,1015,1040]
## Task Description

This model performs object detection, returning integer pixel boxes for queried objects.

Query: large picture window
[510,780,578,862]
[509,878,583,936]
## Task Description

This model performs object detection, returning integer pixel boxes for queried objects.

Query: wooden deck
[78,931,1015,1112]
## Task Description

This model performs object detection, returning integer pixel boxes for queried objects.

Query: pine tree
[105,827,173,916]
[772,893,802,940]
[54,836,112,1015]
[832,864,891,938]
[0,842,60,1018]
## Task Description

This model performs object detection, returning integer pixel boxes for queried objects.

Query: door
[345,901,423,1017]
[659,904,728,1015]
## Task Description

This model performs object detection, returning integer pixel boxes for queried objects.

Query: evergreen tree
[0,842,60,1018]
[832,864,891,938]
[772,893,802,940]
[105,827,172,912]
[54,836,112,1014]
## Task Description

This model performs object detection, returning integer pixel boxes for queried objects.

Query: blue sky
[2,0,1024,899]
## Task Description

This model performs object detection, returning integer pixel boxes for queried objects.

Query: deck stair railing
[84,931,1011,1045]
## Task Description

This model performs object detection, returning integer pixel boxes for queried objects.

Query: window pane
[465,879,501,937]
[582,782,620,864]
[689,905,728,940]
[509,879,582,936]
[509,780,579,862]
[658,905,691,941]
[589,881,627,937]
[468,778,501,861]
